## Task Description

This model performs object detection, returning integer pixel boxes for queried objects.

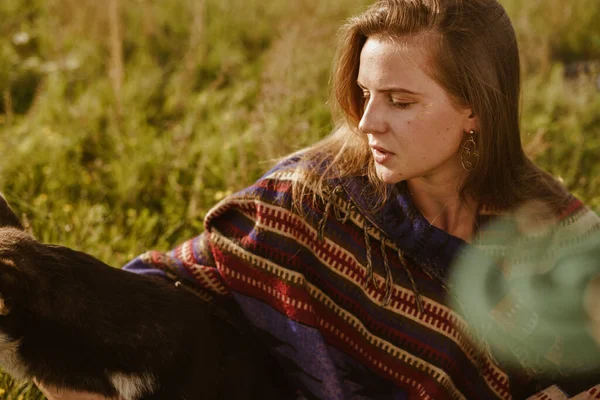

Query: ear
[0,193,24,230]
[0,258,23,316]
[0,293,11,315]
[464,110,480,134]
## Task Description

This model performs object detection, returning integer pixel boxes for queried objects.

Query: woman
[37,0,599,398]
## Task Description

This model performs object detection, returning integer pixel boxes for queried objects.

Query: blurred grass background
[0,0,598,397]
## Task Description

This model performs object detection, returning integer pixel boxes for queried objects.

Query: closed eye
[389,99,414,109]
[358,83,415,110]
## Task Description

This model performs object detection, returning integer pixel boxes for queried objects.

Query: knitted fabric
[124,157,600,400]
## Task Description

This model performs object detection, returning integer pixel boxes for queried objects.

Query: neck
[406,176,478,242]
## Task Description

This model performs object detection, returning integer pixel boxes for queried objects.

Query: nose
[358,97,387,135]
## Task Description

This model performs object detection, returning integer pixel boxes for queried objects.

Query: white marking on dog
[110,372,157,400]
[0,258,16,268]
[0,333,28,380]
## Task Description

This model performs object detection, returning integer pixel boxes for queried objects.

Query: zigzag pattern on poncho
[124,157,600,400]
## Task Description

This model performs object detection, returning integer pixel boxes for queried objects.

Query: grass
[0,0,598,397]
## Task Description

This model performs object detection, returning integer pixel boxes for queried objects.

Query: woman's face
[357,36,476,184]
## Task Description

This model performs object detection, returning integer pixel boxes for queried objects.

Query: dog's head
[0,194,31,317]
[0,195,112,321]
[0,193,23,231]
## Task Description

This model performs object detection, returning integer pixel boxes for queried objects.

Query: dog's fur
[0,194,291,399]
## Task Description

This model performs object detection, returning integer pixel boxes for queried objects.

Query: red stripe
[253,179,368,245]
[246,229,484,381]
[215,212,509,396]
[558,197,583,220]
[237,180,447,290]
[215,249,455,399]
[212,245,509,399]
[313,295,455,400]
[210,184,509,396]
[237,203,478,343]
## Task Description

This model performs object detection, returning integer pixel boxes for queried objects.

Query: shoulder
[203,152,337,235]
[523,195,599,250]
[556,196,599,227]
[205,154,300,218]
[476,195,599,277]
[552,196,600,258]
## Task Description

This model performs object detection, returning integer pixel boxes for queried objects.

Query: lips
[369,144,394,163]
[370,144,391,154]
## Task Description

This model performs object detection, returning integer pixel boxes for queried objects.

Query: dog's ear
[0,193,23,230]
[0,257,23,315]
[0,291,11,315]
[0,227,31,315]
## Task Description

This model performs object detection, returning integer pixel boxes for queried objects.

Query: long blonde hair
[293,0,568,212]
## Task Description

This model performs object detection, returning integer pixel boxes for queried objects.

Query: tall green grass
[0,0,598,397]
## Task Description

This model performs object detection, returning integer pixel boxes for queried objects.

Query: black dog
[0,194,291,399]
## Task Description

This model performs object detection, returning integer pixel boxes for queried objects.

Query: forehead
[358,36,437,90]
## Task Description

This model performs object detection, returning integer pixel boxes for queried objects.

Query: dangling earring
[461,130,479,171]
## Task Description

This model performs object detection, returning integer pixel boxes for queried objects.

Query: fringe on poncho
[124,157,600,400]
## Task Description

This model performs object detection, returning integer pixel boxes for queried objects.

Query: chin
[375,164,405,184]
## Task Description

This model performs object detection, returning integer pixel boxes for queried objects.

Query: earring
[461,130,479,171]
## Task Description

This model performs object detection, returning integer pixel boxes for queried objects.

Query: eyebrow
[357,80,421,95]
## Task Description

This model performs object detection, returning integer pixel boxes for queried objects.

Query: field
[0,0,599,397]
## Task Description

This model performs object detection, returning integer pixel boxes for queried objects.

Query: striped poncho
[124,157,600,400]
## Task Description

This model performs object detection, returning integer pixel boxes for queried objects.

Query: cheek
[410,124,463,162]
[389,106,464,151]
[432,128,463,152]
[416,109,464,144]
